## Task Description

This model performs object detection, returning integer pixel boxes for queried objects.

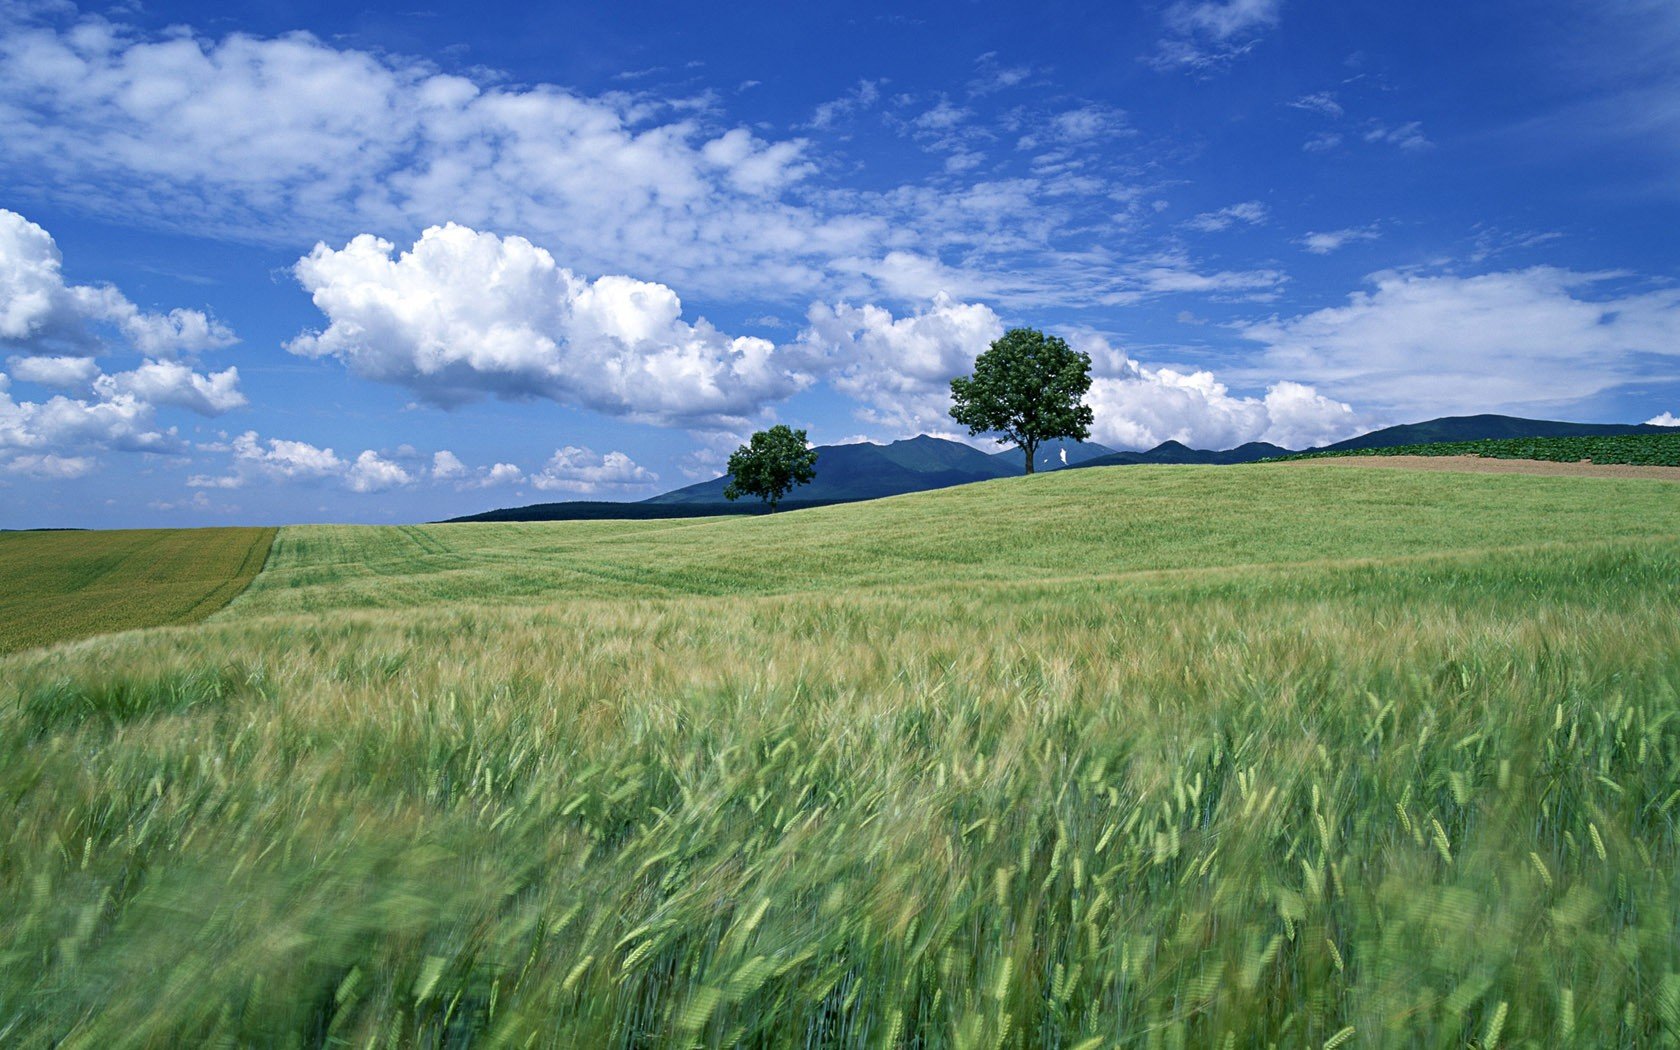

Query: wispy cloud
[1299,226,1381,254]
[1363,120,1432,151]
[1289,92,1344,118]
[1147,0,1282,72]
[1239,267,1680,416]
[1184,201,1269,233]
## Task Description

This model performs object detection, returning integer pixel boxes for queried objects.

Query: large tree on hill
[949,327,1094,475]
[724,425,819,511]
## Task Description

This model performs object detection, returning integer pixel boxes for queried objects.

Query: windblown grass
[0,526,275,655]
[2,466,1679,1047]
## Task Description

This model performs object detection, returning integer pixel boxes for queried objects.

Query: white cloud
[185,472,243,489]
[0,209,235,358]
[790,297,1358,449]
[1363,121,1431,151]
[229,430,345,480]
[288,223,811,428]
[1303,132,1343,153]
[796,293,1004,434]
[1239,268,1680,416]
[1300,226,1381,254]
[1150,0,1281,70]
[1184,201,1268,233]
[531,446,657,493]
[0,452,97,479]
[191,429,422,493]
[0,211,245,478]
[1647,411,1679,426]
[0,17,1176,312]
[806,79,881,129]
[432,449,524,488]
[1164,0,1281,41]
[1289,92,1343,118]
[1070,332,1362,451]
[6,354,99,389]
[94,358,246,415]
[0,375,179,459]
[346,449,412,493]
[431,449,468,480]
[0,19,861,301]
[481,462,525,486]
[1133,257,1285,297]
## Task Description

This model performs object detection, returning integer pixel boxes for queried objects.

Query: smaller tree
[949,327,1094,474]
[724,425,819,511]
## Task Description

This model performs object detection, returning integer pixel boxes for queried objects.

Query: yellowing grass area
[0,526,275,656]
[4,465,1680,1046]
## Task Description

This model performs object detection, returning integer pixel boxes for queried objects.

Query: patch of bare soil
[1282,455,1680,481]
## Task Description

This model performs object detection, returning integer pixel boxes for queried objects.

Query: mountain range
[445,414,1675,522]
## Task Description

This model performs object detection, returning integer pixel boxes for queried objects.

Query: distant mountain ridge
[643,435,1116,505]
[446,414,1676,522]
[1313,414,1675,452]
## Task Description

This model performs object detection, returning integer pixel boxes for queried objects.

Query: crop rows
[0,527,276,655]
[1279,432,1680,466]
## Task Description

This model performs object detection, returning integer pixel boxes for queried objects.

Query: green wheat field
[4,464,1680,1047]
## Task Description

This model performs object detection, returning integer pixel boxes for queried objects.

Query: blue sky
[1,0,1677,527]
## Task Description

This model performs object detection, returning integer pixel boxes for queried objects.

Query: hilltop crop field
[0,527,275,656]
[3,465,1680,1047]
[1283,431,1680,466]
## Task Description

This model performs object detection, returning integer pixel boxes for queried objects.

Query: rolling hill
[7,465,1680,1045]
[451,413,1677,522]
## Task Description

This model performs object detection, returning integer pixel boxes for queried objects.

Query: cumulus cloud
[346,449,412,493]
[228,430,345,480]
[94,359,246,415]
[0,210,246,478]
[1300,227,1381,254]
[0,375,180,462]
[1068,332,1362,451]
[1647,411,1679,426]
[1239,268,1680,416]
[531,446,657,493]
[288,223,810,428]
[432,449,524,488]
[0,209,235,358]
[187,430,419,493]
[789,297,1358,450]
[796,293,1004,434]
[430,449,468,481]
[1184,201,1268,233]
[7,354,99,390]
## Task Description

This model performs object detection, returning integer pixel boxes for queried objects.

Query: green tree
[949,327,1094,474]
[724,425,819,511]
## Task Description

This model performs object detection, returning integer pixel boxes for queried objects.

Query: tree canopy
[949,327,1094,474]
[723,425,819,511]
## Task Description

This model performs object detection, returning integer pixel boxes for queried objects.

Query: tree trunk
[1023,441,1036,475]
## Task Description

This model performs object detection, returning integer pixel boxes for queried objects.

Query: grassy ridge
[0,527,276,655]
[3,469,1680,1046]
[1280,431,1680,466]
[234,464,1680,616]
